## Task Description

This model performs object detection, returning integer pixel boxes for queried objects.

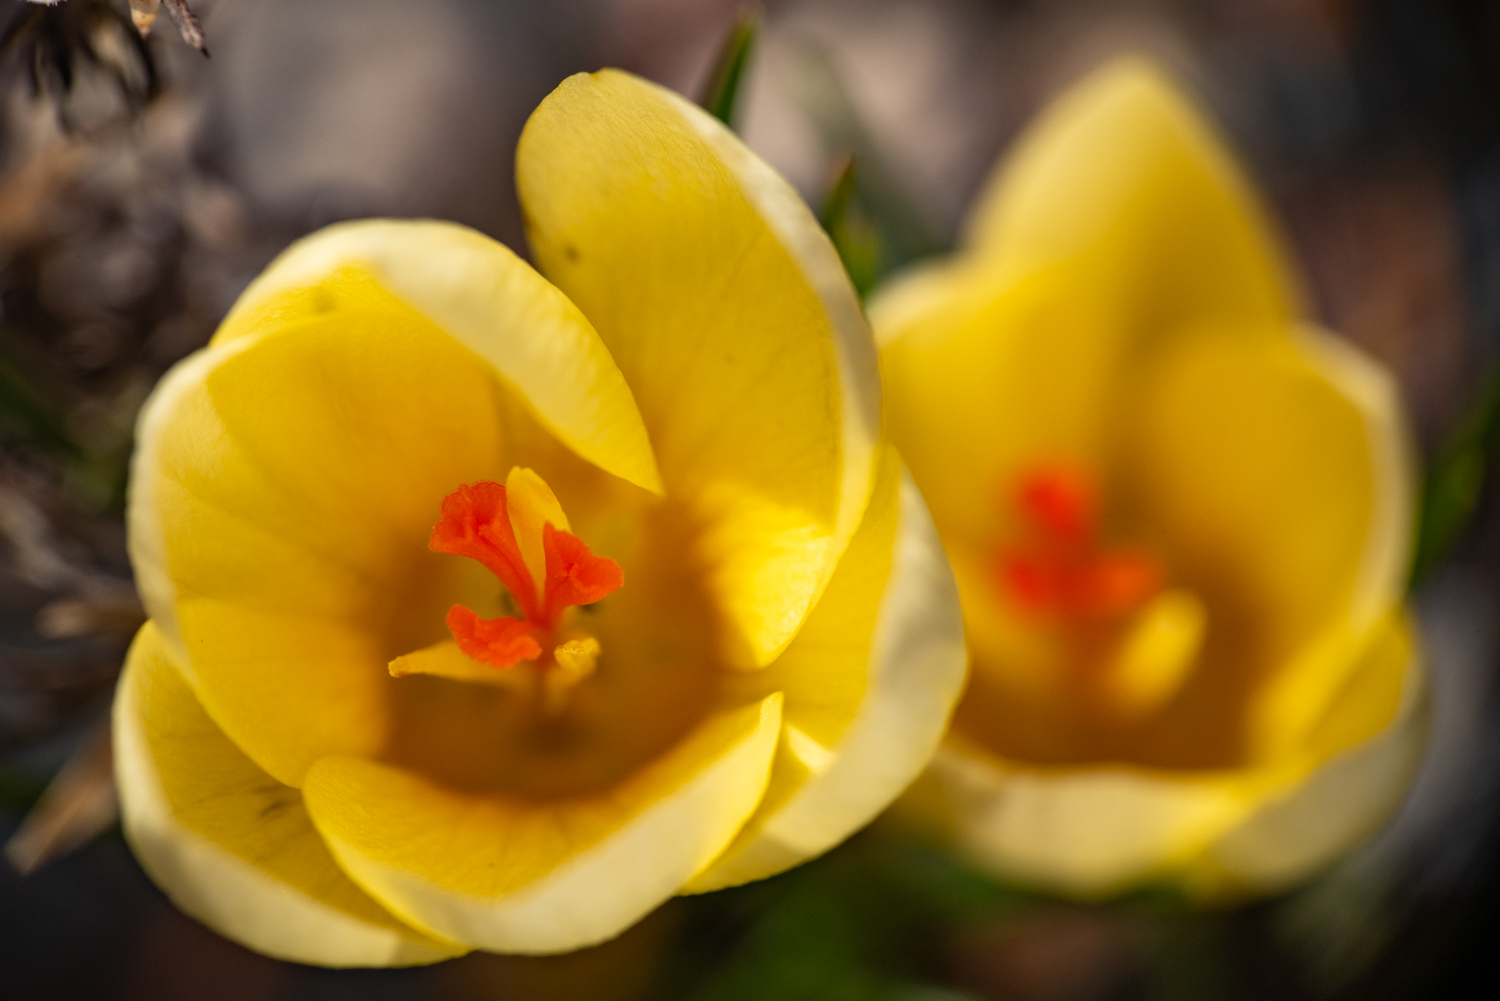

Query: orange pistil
[995,463,1160,622]
[430,474,623,669]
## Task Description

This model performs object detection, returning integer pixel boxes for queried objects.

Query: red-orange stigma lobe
[446,605,543,668]
[996,464,1160,621]
[430,481,623,668]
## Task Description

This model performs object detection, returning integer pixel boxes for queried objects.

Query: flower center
[993,462,1205,719]
[995,463,1160,622]
[388,467,622,695]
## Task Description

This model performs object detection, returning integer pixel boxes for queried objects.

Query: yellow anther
[552,636,601,683]
[388,641,527,688]
[1101,589,1206,719]
[542,636,601,714]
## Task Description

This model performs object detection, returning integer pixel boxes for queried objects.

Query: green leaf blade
[700,6,761,130]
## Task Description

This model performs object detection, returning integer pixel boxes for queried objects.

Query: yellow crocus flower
[114,69,966,966]
[874,57,1424,899]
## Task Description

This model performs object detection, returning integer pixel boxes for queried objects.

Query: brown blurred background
[1,1,1498,999]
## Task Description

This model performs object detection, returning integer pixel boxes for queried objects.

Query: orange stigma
[430,469,622,669]
[996,463,1160,621]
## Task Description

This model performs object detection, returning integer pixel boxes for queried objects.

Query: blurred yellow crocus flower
[875,57,1424,899]
[115,69,966,966]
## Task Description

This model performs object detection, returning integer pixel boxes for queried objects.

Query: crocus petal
[1124,326,1413,763]
[873,56,1298,543]
[114,623,463,967]
[1240,332,1415,759]
[1203,613,1423,893]
[212,219,660,495]
[875,266,1125,542]
[962,56,1296,331]
[301,694,782,954]
[932,613,1418,898]
[130,310,511,785]
[517,69,881,667]
[687,447,967,890]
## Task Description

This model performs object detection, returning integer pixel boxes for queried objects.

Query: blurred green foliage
[1410,363,1500,586]
[0,332,137,515]
[786,42,943,286]
[699,9,940,301]
[820,155,885,300]
[654,830,1028,1001]
[630,827,1251,1001]
[700,6,760,131]
[0,342,76,459]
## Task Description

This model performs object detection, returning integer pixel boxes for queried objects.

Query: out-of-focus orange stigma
[1016,461,1096,548]
[427,467,623,671]
[995,463,1161,622]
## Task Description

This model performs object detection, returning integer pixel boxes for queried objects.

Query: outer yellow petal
[933,747,1245,895]
[687,448,966,891]
[1242,331,1415,759]
[962,56,1296,330]
[517,69,880,667]
[1202,615,1424,894]
[212,219,660,494]
[1124,327,1413,765]
[130,311,511,785]
[875,265,1122,542]
[301,694,783,954]
[931,614,1420,898]
[114,623,462,967]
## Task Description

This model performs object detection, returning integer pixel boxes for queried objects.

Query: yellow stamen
[542,636,601,713]
[388,641,526,688]
[1099,589,1206,718]
[552,636,600,683]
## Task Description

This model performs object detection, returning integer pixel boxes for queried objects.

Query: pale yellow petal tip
[301,692,782,954]
[117,622,468,968]
[1032,54,1198,154]
[211,218,665,499]
[1077,53,1183,103]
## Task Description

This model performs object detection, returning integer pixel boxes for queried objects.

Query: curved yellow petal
[932,745,1246,897]
[1124,326,1414,763]
[517,69,880,667]
[302,694,782,954]
[130,311,511,785]
[930,613,1419,898]
[1202,614,1424,895]
[1242,330,1416,759]
[962,56,1296,331]
[114,623,462,967]
[213,219,660,495]
[875,265,1121,542]
[873,56,1299,545]
[687,448,967,891]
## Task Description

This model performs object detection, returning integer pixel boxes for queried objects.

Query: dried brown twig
[2,0,209,122]
[4,715,117,875]
[3,0,158,124]
[125,0,207,55]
